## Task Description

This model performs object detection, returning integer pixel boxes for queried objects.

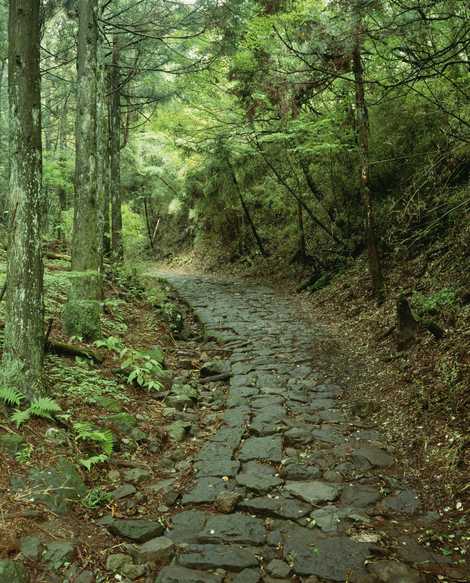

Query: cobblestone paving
[156,274,452,583]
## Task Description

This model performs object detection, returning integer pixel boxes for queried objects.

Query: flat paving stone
[341,484,382,507]
[165,510,210,543]
[195,459,240,478]
[181,477,240,505]
[285,480,342,505]
[352,447,394,468]
[239,436,283,463]
[238,495,312,520]
[178,544,259,571]
[284,536,372,581]
[198,513,266,545]
[156,566,224,583]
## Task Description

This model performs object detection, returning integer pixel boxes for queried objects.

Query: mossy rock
[63,299,101,340]
[95,396,123,413]
[0,433,25,456]
[0,560,28,582]
[105,412,138,434]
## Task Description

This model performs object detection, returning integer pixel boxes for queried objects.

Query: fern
[73,421,114,470]
[0,386,24,407]
[11,409,32,427]
[80,454,109,471]
[10,397,62,427]
[29,397,62,419]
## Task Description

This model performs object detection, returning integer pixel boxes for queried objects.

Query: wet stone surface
[152,273,438,582]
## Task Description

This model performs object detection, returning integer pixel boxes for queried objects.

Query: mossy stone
[63,299,101,340]
[0,434,25,455]
[106,412,138,434]
[0,560,28,582]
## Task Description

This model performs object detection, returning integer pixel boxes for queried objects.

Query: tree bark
[352,13,384,304]
[227,159,268,258]
[71,0,100,276]
[109,35,123,262]
[4,0,44,396]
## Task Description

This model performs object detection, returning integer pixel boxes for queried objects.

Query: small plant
[15,443,33,464]
[0,386,24,407]
[94,336,125,353]
[412,288,458,318]
[81,486,113,509]
[10,397,62,427]
[119,348,164,391]
[73,421,114,470]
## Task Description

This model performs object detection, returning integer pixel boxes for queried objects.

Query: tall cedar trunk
[96,3,109,268]
[72,0,100,275]
[110,35,123,262]
[352,15,384,303]
[4,0,44,395]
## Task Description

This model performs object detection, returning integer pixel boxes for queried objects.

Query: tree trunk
[96,4,110,268]
[71,0,100,275]
[65,0,102,340]
[297,201,306,263]
[109,35,123,262]
[352,14,384,304]
[227,159,268,258]
[4,0,44,396]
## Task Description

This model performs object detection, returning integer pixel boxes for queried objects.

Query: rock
[367,560,423,583]
[200,360,230,377]
[111,483,137,500]
[181,477,239,505]
[267,559,291,578]
[107,518,164,542]
[130,428,148,442]
[0,560,28,582]
[341,484,381,507]
[20,536,42,560]
[106,412,138,434]
[284,536,371,581]
[310,506,370,533]
[156,566,224,583]
[238,496,312,520]
[215,491,242,513]
[178,544,259,571]
[165,510,210,543]
[11,458,86,514]
[0,434,25,455]
[198,514,266,546]
[236,461,282,493]
[167,395,195,411]
[74,570,95,583]
[121,562,146,579]
[285,481,341,505]
[352,447,394,468]
[167,420,192,442]
[381,489,419,515]
[107,469,121,482]
[231,568,261,583]
[284,427,313,445]
[197,442,235,461]
[43,541,75,570]
[195,458,240,478]
[134,537,175,563]
[106,553,133,572]
[281,462,321,481]
[123,468,152,484]
[146,478,179,505]
[239,436,283,463]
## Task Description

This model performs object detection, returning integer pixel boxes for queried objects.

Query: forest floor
[0,252,468,582]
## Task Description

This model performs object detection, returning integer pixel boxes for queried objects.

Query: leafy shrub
[412,288,458,318]
[73,421,114,470]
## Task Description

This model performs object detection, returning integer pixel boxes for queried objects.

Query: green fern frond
[11,409,32,427]
[0,386,24,407]
[29,397,62,419]
[79,453,109,471]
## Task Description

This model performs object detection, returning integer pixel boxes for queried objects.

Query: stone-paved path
[155,273,450,583]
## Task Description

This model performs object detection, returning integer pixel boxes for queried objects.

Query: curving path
[156,273,449,583]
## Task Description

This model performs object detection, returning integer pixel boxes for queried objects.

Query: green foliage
[412,288,459,318]
[119,347,164,391]
[94,336,125,353]
[73,421,114,470]
[81,487,113,509]
[11,397,62,427]
[0,386,24,407]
